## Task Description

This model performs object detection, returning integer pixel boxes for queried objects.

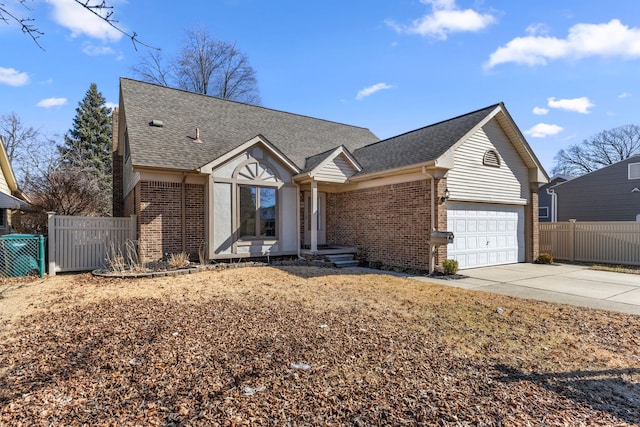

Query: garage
[447,202,525,269]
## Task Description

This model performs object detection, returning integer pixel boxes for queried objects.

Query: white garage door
[447,202,525,269]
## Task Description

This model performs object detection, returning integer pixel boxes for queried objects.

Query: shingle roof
[301,147,340,173]
[354,104,500,175]
[120,78,379,171]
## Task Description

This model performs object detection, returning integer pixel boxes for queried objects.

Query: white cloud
[532,107,549,115]
[36,97,67,108]
[486,19,640,68]
[46,0,122,42]
[386,0,496,40]
[105,101,118,110]
[0,67,29,86]
[525,23,550,36]
[618,91,632,98]
[356,83,394,100]
[525,123,564,138]
[547,96,594,114]
[82,43,116,56]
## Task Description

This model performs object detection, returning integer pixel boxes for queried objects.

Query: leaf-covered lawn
[1,266,639,425]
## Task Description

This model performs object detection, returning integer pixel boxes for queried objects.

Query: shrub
[535,253,554,264]
[442,259,459,275]
[168,252,190,269]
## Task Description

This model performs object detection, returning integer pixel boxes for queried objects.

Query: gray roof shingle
[120,78,379,171]
[354,104,500,175]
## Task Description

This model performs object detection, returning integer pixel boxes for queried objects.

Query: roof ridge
[355,102,501,151]
[120,77,376,133]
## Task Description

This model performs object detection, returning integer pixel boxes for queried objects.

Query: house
[112,78,548,271]
[0,136,30,234]
[548,156,640,222]
[537,175,570,222]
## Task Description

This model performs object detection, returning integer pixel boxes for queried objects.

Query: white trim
[538,206,549,218]
[199,135,300,174]
[629,162,640,180]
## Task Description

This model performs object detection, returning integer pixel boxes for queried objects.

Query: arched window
[233,159,280,239]
[235,161,279,182]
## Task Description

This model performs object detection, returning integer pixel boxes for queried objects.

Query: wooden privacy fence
[48,213,137,275]
[540,221,640,266]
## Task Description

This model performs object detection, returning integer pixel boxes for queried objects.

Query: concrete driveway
[417,263,640,315]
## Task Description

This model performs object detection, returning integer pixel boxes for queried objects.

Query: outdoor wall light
[441,188,451,203]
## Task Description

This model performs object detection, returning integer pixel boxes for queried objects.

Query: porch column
[310,180,318,252]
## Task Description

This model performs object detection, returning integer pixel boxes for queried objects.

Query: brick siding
[325,180,434,270]
[112,153,124,217]
[528,189,540,261]
[137,181,205,262]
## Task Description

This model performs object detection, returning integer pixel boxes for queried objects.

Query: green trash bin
[0,234,43,278]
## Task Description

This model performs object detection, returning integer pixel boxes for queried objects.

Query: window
[483,149,501,167]
[239,186,277,238]
[0,209,5,228]
[629,162,640,180]
[538,206,549,218]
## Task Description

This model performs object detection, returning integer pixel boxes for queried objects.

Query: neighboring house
[538,175,571,222]
[0,136,30,234]
[549,156,640,222]
[113,78,548,271]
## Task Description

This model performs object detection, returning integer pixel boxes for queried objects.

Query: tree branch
[0,0,158,50]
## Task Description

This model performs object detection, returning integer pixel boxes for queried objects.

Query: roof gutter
[348,160,440,182]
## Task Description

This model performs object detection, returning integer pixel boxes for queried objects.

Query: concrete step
[326,254,355,263]
[332,260,360,268]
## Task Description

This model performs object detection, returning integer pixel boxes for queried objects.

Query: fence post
[130,214,137,241]
[38,235,45,278]
[47,212,56,276]
[568,219,576,262]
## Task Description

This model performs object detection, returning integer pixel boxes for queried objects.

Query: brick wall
[434,178,448,265]
[528,189,540,262]
[112,153,124,217]
[137,181,205,261]
[326,180,433,270]
[185,183,205,255]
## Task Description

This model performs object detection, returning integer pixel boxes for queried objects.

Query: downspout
[422,166,435,274]
[181,173,187,253]
[546,188,557,222]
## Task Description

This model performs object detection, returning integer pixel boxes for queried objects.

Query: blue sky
[1,0,639,174]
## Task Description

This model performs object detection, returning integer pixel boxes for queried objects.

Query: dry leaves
[0,266,639,425]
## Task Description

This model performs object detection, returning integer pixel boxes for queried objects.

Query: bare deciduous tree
[552,124,640,176]
[132,27,261,105]
[0,0,155,50]
[131,50,171,87]
[0,112,43,188]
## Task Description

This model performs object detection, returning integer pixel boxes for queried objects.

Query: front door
[304,192,326,246]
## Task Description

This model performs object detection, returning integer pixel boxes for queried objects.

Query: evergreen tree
[58,83,113,215]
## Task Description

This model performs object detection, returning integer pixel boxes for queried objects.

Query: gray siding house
[550,156,640,222]
[537,175,570,222]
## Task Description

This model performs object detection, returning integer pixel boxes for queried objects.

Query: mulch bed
[1,292,637,425]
